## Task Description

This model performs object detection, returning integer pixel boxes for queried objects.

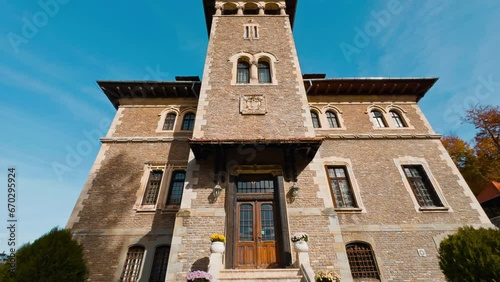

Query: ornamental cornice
[318,134,442,140]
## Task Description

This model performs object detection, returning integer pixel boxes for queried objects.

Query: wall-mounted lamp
[213,183,223,199]
[290,182,299,198]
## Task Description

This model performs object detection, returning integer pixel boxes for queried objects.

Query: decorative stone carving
[240,95,266,115]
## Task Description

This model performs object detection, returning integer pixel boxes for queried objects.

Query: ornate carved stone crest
[240,95,266,115]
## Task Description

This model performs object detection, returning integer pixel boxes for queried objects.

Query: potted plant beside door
[210,233,226,253]
[186,270,213,282]
[314,270,341,282]
[291,232,309,252]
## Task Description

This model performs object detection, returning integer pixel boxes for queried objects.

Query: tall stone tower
[67,1,493,281]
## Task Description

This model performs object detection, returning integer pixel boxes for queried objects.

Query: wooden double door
[236,201,277,269]
[226,173,292,269]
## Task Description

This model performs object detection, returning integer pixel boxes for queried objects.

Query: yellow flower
[210,233,226,243]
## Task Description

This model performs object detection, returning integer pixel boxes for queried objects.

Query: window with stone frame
[181,113,195,131]
[402,165,444,208]
[346,242,380,280]
[237,61,250,84]
[326,166,357,208]
[120,246,145,282]
[142,170,164,205]
[258,61,271,83]
[326,111,340,128]
[162,113,177,130]
[149,245,170,282]
[166,170,186,206]
[390,110,407,128]
[371,110,387,128]
[311,111,321,128]
[244,24,259,39]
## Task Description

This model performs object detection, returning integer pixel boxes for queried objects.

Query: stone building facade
[67,1,493,281]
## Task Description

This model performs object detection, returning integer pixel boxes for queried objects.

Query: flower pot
[293,240,309,252]
[210,241,225,253]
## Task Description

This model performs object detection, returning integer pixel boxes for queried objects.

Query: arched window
[264,3,281,15]
[326,111,340,128]
[390,110,406,128]
[166,170,186,205]
[222,3,238,15]
[162,113,176,130]
[237,61,250,84]
[149,245,170,282]
[258,61,271,83]
[371,110,387,128]
[181,113,195,131]
[243,3,259,15]
[346,242,380,280]
[311,111,321,128]
[120,246,145,282]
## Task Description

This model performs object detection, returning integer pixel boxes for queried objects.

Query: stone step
[218,269,303,282]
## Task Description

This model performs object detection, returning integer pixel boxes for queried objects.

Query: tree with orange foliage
[442,105,500,195]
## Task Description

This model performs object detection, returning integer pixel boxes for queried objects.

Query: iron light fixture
[213,183,223,199]
[290,182,299,197]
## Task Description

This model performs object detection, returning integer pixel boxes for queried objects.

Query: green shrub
[0,227,88,282]
[438,226,500,282]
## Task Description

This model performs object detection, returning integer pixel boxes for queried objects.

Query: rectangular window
[166,171,186,206]
[120,246,145,282]
[149,246,170,282]
[326,166,357,208]
[142,171,163,205]
[403,165,443,207]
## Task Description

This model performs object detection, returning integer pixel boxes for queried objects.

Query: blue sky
[0,0,499,251]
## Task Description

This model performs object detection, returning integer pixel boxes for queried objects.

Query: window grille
[327,166,357,208]
[142,171,163,205]
[403,165,443,207]
[120,246,145,282]
[162,113,176,130]
[346,243,380,280]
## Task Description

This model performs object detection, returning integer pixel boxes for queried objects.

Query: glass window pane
[261,204,275,241]
[149,246,170,282]
[258,62,271,83]
[311,112,321,128]
[326,111,340,128]
[167,171,185,205]
[142,171,163,205]
[181,114,195,130]
[120,246,145,282]
[163,113,176,130]
[239,204,254,241]
[237,62,250,83]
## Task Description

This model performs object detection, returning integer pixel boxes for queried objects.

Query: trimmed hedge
[438,226,500,282]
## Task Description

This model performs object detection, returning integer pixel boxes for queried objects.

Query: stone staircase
[218,269,303,282]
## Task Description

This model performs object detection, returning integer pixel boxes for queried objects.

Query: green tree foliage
[438,227,500,282]
[0,228,88,282]
[442,104,500,195]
